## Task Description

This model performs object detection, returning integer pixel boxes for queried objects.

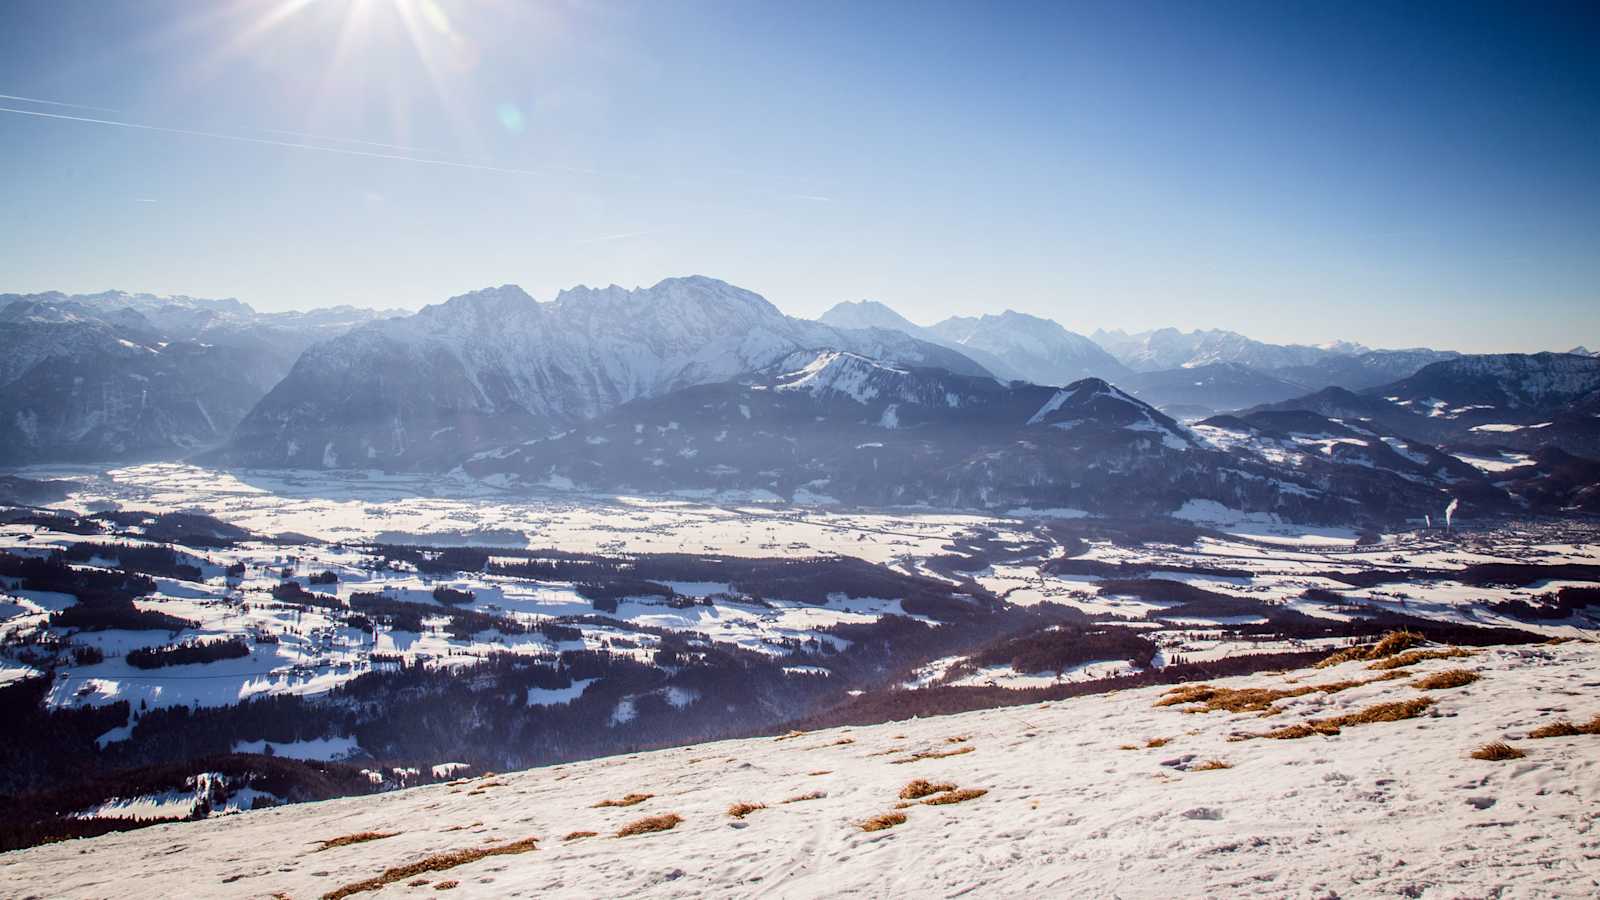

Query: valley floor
[3,640,1596,899]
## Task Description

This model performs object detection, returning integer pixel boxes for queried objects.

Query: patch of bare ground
[922,788,988,805]
[591,793,653,808]
[1191,759,1233,771]
[433,882,458,891]
[1528,715,1600,738]
[616,814,683,837]
[1251,697,1436,740]
[773,730,807,742]
[890,745,975,765]
[1144,736,1171,747]
[727,802,766,819]
[320,837,539,900]
[562,831,597,842]
[1314,630,1426,668]
[1471,742,1525,761]
[314,832,400,852]
[859,811,907,833]
[898,779,955,800]
[1412,669,1480,690]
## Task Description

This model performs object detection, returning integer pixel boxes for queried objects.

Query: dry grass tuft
[945,735,971,743]
[615,813,683,838]
[1315,630,1427,668]
[859,811,908,832]
[320,837,539,900]
[1368,647,1473,671]
[773,730,807,742]
[315,831,400,852]
[1528,715,1600,738]
[1118,743,1139,750]
[807,770,832,776]
[1471,742,1525,761]
[1412,669,1480,690]
[591,793,653,808]
[922,788,987,805]
[727,802,766,819]
[408,879,430,888]
[562,831,597,842]
[1192,759,1233,771]
[783,790,826,804]
[433,882,458,892]
[898,779,956,800]
[890,745,975,765]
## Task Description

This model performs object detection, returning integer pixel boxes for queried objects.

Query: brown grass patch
[315,831,400,852]
[562,831,597,842]
[807,770,831,776]
[1315,630,1426,668]
[1118,744,1139,750]
[433,882,458,892]
[1368,647,1473,671]
[615,813,683,837]
[1528,715,1600,738]
[1471,742,1525,761]
[1254,697,1434,740]
[922,788,987,805]
[320,837,539,900]
[859,811,907,832]
[591,793,653,808]
[1412,669,1479,690]
[1156,679,1371,715]
[945,735,971,743]
[898,779,955,800]
[783,790,826,804]
[890,745,975,764]
[1144,736,1171,748]
[727,802,766,819]
[408,880,430,888]
[1192,759,1233,771]
[773,730,807,741]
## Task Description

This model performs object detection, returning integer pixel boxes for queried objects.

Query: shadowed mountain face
[463,350,1508,526]
[1250,353,1600,455]
[215,278,991,471]
[0,295,393,465]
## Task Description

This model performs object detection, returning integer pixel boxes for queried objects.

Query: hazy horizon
[2,0,1596,352]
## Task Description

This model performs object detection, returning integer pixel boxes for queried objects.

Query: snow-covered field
[4,640,1595,898]
[22,463,1004,563]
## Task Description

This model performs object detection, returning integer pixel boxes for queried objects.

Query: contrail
[3,90,443,156]
[0,92,121,113]
[0,105,606,180]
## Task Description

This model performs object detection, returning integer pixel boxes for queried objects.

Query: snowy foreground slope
[4,641,1597,898]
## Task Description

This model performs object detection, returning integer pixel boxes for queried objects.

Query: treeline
[0,550,195,632]
[1489,585,1600,621]
[127,638,251,670]
[958,625,1159,677]
[63,541,203,581]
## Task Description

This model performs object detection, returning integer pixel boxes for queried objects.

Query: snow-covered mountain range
[463,349,1521,524]
[216,278,991,470]
[0,293,397,465]
[819,300,1129,385]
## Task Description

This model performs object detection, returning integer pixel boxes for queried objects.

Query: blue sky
[0,0,1595,351]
